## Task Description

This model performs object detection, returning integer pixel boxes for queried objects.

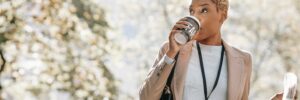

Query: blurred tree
[224,0,300,98]
[0,0,117,99]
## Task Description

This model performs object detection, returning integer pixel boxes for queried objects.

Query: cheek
[201,20,213,31]
[199,19,218,34]
[196,14,220,33]
[201,16,219,32]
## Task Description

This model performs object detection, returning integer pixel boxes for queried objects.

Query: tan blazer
[139,40,252,100]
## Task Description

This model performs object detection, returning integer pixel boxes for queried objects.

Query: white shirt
[183,42,228,100]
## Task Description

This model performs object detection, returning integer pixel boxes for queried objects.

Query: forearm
[139,54,176,100]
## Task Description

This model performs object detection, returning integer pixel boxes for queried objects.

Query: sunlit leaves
[0,0,117,99]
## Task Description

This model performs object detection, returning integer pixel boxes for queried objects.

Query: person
[139,0,252,100]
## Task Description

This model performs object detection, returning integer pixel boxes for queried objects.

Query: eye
[200,8,208,13]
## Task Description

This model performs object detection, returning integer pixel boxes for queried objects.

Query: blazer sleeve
[139,42,177,100]
[242,53,252,100]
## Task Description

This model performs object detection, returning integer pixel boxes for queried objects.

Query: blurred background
[0,0,300,100]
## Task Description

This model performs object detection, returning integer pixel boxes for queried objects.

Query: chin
[194,33,208,39]
[193,36,207,42]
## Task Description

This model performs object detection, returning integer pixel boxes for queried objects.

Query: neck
[197,34,222,46]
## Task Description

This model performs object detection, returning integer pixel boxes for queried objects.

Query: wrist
[166,50,177,59]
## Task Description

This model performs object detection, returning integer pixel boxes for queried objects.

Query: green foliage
[0,34,8,44]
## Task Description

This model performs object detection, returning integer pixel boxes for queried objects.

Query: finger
[178,17,188,21]
[169,30,181,37]
[171,17,188,30]
[176,21,189,26]
[173,24,188,30]
[169,30,182,41]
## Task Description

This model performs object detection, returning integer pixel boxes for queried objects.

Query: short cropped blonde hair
[211,0,229,11]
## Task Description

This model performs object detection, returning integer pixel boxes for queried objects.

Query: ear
[219,10,227,24]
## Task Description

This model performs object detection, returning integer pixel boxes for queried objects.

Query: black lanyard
[196,42,225,100]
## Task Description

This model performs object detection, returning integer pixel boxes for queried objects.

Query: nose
[192,16,201,25]
[196,16,201,23]
[190,14,201,22]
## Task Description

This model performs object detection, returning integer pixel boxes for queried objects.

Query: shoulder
[223,40,251,60]
[223,40,252,67]
[231,46,252,60]
[230,46,252,69]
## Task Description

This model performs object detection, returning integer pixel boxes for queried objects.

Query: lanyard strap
[196,42,225,100]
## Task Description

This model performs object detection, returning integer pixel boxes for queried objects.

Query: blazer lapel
[171,40,245,100]
[223,41,245,100]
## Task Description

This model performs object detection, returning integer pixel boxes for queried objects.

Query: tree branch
[0,49,6,75]
[0,49,6,91]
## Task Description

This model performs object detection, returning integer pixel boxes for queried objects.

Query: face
[189,0,227,41]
